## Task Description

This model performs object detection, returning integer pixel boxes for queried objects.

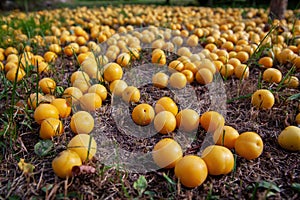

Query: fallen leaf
[18,159,35,174]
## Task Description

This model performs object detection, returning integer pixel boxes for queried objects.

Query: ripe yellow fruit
[152,138,183,169]
[213,125,239,149]
[103,62,123,82]
[228,58,241,68]
[122,86,140,103]
[184,62,198,74]
[154,111,176,134]
[75,36,87,46]
[70,111,94,134]
[186,34,199,47]
[6,67,26,82]
[197,59,216,74]
[34,104,60,124]
[278,126,300,151]
[77,52,90,64]
[152,40,164,49]
[181,69,194,83]
[79,47,90,54]
[52,150,82,178]
[258,57,273,68]
[200,111,225,133]
[195,68,213,85]
[177,47,192,57]
[293,56,300,69]
[127,48,140,60]
[51,98,71,118]
[205,43,218,52]
[152,72,169,89]
[155,97,178,116]
[5,62,18,72]
[72,78,91,94]
[220,64,234,79]
[174,155,208,188]
[132,104,155,126]
[79,93,102,111]
[295,113,300,125]
[177,56,190,65]
[172,36,183,47]
[64,43,79,56]
[27,93,44,110]
[63,87,83,105]
[221,41,234,51]
[169,72,187,89]
[0,62,4,71]
[7,54,19,64]
[213,60,223,72]
[39,78,56,94]
[116,52,131,67]
[284,76,299,88]
[168,60,184,72]
[49,44,62,54]
[44,51,57,63]
[88,84,108,101]
[263,68,282,83]
[236,51,249,63]
[35,61,49,74]
[251,89,275,109]
[81,58,101,79]
[70,71,90,85]
[67,134,97,161]
[277,48,295,64]
[234,132,263,160]
[4,46,18,56]
[234,64,249,79]
[176,109,199,132]
[152,51,166,66]
[201,145,234,175]
[31,55,45,66]
[106,51,117,62]
[109,80,128,96]
[39,118,63,139]
[43,94,55,103]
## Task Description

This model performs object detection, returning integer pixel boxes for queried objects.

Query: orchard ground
[0,3,300,200]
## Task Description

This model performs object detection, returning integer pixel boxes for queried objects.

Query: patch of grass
[206,184,219,200]
[0,15,52,50]
[162,172,177,196]
[248,26,278,64]
[275,66,296,92]
[133,175,147,198]
[250,180,281,199]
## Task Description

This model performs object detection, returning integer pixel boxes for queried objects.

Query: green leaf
[8,195,21,200]
[144,190,155,196]
[162,172,176,185]
[56,86,64,96]
[41,184,53,193]
[258,181,280,192]
[291,183,300,192]
[287,93,300,101]
[133,175,148,197]
[266,191,276,198]
[34,140,53,157]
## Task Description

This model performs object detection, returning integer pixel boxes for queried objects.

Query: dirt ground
[0,43,299,199]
